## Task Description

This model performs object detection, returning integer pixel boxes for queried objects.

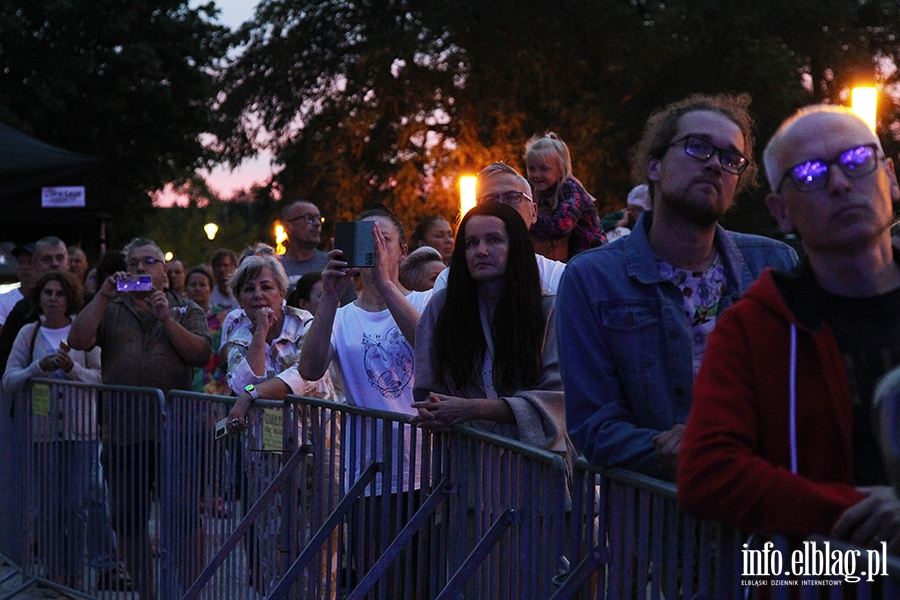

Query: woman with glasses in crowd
[411,202,571,461]
[525,132,607,261]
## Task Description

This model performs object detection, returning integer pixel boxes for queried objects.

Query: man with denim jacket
[557,94,798,480]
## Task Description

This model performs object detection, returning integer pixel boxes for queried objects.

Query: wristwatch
[244,384,260,402]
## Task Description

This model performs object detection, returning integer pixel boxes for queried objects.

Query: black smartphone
[334,221,376,268]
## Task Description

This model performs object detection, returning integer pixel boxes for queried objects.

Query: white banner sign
[42,186,85,208]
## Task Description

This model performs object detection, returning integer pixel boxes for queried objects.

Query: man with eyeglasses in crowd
[557,94,798,480]
[0,236,71,373]
[679,105,900,551]
[69,237,211,600]
[434,162,567,293]
[281,199,356,305]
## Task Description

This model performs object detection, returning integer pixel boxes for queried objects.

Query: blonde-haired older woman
[221,254,335,412]
[525,132,607,260]
[221,254,339,595]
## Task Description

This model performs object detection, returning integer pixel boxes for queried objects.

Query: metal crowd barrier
[9,381,900,599]
[563,458,745,599]
[175,393,570,600]
[563,459,900,600]
[10,379,166,599]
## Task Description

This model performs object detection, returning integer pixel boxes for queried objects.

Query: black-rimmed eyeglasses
[476,191,532,206]
[127,256,163,270]
[776,144,882,193]
[286,214,324,226]
[667,135,749,175]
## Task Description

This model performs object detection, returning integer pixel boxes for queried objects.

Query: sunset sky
[156,0,268,206]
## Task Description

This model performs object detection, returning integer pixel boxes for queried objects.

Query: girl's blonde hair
[524,132,573,183]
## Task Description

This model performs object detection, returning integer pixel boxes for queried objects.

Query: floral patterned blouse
[193,304,231,395]
[222,304,337,400]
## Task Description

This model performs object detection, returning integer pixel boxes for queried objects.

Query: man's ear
[884,157,900,203]
[647,157,661,183]
[766,193,795,234]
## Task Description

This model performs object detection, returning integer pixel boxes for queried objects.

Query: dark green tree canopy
[217,0,900,236]
[0,0,232,245]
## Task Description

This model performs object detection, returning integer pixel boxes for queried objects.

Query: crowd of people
[4,92,900,595]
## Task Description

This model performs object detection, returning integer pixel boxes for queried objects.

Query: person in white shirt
[298,206,431,415]
[0,244,35,334]
[433,163,566,294]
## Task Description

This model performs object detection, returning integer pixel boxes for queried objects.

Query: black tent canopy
[0,120,102,201]
[0,121,107,249]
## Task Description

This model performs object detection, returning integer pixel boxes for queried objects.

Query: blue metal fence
[8,381,900,599]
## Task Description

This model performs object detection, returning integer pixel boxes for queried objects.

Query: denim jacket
[557,212,798,479]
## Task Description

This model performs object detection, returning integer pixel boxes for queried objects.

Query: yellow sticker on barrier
[262,409,283,452]
[32,384,51,417]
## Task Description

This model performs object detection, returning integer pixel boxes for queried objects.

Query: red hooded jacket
[678,266,866,537]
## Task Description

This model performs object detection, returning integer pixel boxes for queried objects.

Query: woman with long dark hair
[412,202,569,456]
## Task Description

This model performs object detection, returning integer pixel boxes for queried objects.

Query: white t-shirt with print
[330,290,432,412]
[330,289,432,494]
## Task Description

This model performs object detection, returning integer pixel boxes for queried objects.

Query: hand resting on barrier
[651,423,685,479]
[411,391,515,430]
[831,485,900,553]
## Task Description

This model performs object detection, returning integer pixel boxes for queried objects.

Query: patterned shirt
[222,304,336,400]
[658,254,727,377]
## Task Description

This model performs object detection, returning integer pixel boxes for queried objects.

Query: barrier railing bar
[343,479,451,600]
[0,580,36,600]
[720,527,737,598]
[664,498,679,596]
[287,394,411,422]
[575,457,677,498]
[278,403,299,584]
[265,462,397,600]
[549,546,609,600]
[649,494,663,600]
[681,514,697,599]
[181,443,313,600]
[700,519,714,595]
[636,488,650,599]
[435,508,521,600]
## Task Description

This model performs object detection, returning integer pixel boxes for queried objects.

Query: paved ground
[0,555,67,599]
[0,501,251,600]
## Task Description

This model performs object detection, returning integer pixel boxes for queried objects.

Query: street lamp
[274,223,288,255]
[459,175,477,218]
[204,222,219,241]
[851,86,878,133]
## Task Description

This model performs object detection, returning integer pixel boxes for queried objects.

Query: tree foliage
[217,0,900,237]
[0,0,232,245]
